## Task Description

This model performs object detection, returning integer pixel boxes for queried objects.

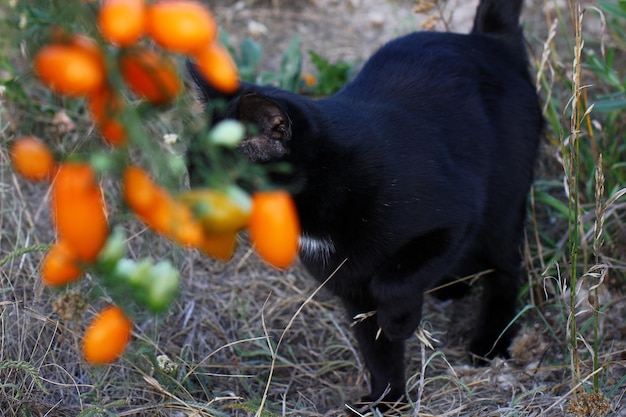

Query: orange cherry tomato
[52,163,109,262]
[33,44,106,97]
[49,30,105,64]
[122,166,160,215]
[192,42,239,94]
[197,232,237,262]
[170,205,205,247]
[88,87,127,146]
[98,0,147,47]
[143,193,203,247]
[41,240,83,286]
[10,136,56,181]
[123,166,203,247]
[83,305,132,364]
[97,117,127,147]
[249,190,300,269]
[120,48,181,105]
[300,73,317,88]
[147,0,217,55]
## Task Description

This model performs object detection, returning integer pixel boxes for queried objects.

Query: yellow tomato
[177,186,251,233]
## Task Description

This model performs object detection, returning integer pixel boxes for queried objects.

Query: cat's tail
[471,0,524,39]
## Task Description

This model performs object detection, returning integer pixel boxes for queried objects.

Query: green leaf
[240,38,262,69]
[599,1,626,19]
[533,190,572,220]
[308,50,353,96]
[0,361,48,394]
[279,35,302,92]
[228,402,280,417]
[238,38,263,83]
[592,97,626,112]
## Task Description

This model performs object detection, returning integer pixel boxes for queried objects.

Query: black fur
[187,0,542,408]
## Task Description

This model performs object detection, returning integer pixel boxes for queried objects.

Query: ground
[203,0,493,77]
[1,0,626,416]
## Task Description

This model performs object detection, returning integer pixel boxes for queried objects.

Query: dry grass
[2,0,626,416]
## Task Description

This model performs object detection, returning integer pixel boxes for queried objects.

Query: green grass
[529,1,626,414]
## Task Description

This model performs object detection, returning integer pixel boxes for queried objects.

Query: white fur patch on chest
[299,233,336,267]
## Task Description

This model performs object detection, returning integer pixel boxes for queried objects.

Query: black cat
[187,0,542,409]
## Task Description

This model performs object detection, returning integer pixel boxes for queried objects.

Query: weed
[307,51,353,96]
[531,0,626,413]
[220,30,356,96]
[221,31,302,92]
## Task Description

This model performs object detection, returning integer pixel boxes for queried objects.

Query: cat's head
[187,60,303,163]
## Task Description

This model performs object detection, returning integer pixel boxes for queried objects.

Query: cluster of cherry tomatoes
[10,0,300,365]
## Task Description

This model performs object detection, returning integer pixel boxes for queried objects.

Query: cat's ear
[237,93,292,162]
[187,59,292,162]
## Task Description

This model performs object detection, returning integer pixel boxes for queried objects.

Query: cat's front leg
[370,228,464,341]
[376,292,424,341]
[343,297,407,411]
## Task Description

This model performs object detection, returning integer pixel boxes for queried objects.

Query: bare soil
[203,0,480,71]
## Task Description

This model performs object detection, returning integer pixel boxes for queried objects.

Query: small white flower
[163,133,178,145]
[156,354,177,374]
[247,20,268,38]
